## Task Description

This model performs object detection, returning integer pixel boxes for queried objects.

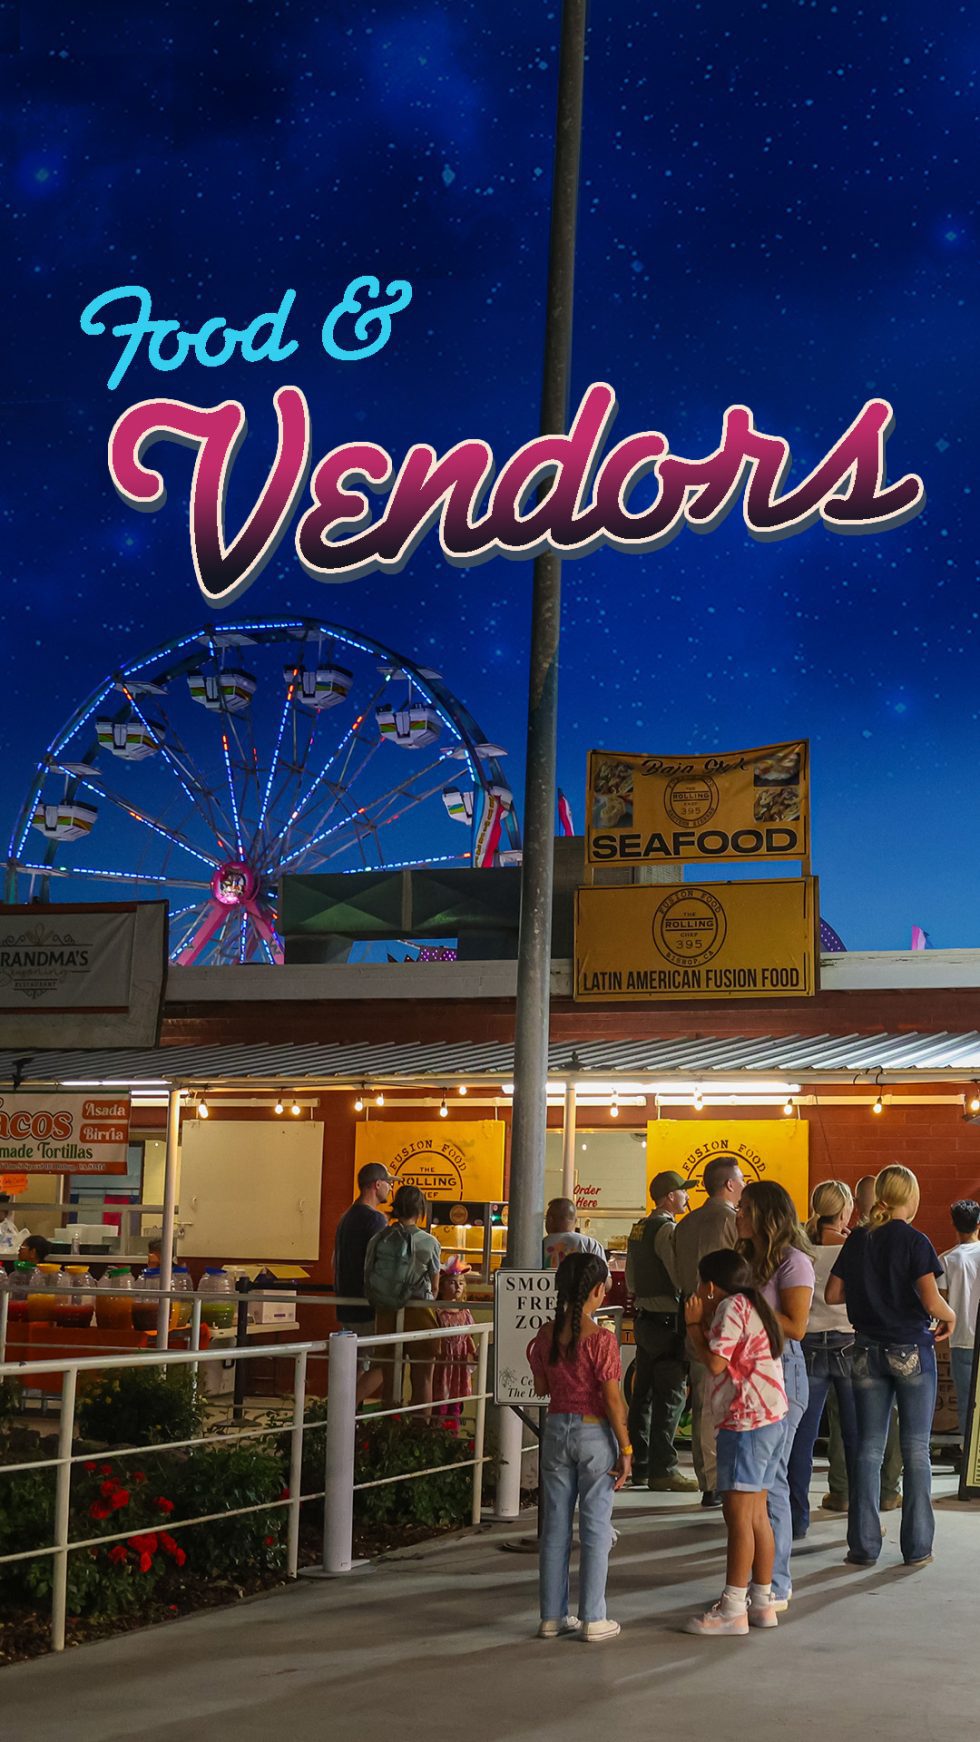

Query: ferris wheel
[5,620,521,965]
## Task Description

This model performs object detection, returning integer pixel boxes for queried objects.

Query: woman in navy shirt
[826,1165,954,1569]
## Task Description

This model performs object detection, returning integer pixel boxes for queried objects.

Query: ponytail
[549,1252,609,1363]
[867,1164,920,1230]
[698,1248,785,1359]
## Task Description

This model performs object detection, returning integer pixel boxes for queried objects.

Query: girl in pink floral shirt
[683,1250,788,1638]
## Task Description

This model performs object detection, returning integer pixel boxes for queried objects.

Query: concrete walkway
[2,1473,973,1741]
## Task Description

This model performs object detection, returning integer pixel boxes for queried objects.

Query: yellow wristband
[621,1444,633,1455]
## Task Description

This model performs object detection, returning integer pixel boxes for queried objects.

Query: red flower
[83,1461,97,1473]
[359,1440,370,1451]
[99,1463,113,1477]
[159,1533,178,1557]
[100,1480,118,1498]
[90,1501,111,1521]
[155,1496,175,1514]
[127,1532,159,1555]
[264,1535,275,1546]
[175,1548,187,1568]
[112,1489,130,1510]
[107,1544,129,1565]
[134,1471,147,1484]
[279,1486,290,1501]
[467,1439,476,1452]
[139,1551,153,1574]
[167,1605,179,1614]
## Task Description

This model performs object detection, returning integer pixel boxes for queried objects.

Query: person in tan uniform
[673,1156,745,1507]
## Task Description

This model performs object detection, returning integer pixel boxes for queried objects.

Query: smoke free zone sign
[574,878,817,1002]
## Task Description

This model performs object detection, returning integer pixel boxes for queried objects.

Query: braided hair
[549,1252,609,1364]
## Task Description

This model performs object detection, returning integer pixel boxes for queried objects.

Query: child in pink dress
[433,1258,477,1421]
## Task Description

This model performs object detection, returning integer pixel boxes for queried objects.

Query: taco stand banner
[586,740,809,867]
[647,1119,809,1219]
[0,1094,132,1175]
[354,1121,506,1204]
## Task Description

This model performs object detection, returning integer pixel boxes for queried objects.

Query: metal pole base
[300,1561,371,1580]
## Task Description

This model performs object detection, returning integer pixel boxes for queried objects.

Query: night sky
[4,2,978,950]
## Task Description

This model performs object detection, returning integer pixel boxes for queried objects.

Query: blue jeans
[850,1337,937,1564]
[950,1345,974,1441]
[768,1341,808,1600]
[539,1414,617,1623]
[788,1333,857,1537]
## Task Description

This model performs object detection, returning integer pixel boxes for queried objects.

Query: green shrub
[77,1364,203,1447]
[168,1442,287,1578]
[354,1417,472,1529]
[302,1403,472,1530]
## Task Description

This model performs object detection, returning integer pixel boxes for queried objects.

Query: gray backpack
[364,1223,423,1311]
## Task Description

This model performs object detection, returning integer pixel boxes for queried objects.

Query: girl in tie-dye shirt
[682,1251,788,1638]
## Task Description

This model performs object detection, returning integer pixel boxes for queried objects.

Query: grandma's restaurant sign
[586,741,809,866]
[0,1094,132,1174]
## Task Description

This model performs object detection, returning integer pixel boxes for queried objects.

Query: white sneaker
[771,1591,791,1613]
[581,1619,621,1642]
[537,1616,581,1638]
[684,1600,749,1637]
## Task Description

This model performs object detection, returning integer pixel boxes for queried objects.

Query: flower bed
[0,1374,480,1665]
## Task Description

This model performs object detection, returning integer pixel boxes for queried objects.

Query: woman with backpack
[363,1183,442,1420]
[526,1251,631,1643]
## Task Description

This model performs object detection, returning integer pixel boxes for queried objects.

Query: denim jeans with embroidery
[849,1336,936,1564]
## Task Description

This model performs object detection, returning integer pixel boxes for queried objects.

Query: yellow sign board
[354,1121,505,1204]
[586,740,809,866]
[647,1119,810,1219]
[575,877,816,1002]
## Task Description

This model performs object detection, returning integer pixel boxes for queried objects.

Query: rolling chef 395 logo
[652,888,727,968]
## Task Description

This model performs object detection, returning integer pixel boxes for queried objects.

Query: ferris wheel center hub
[211,861,258,907]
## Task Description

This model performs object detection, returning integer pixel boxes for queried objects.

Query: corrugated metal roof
[1,1031,980,1083]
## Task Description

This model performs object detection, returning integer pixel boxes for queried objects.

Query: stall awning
[2,1030,980,1086]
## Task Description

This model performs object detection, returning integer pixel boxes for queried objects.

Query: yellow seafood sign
[575,878,817,1001]
[586,740,809,865]
[354,1121,506,1204]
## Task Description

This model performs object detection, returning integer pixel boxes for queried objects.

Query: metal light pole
[506,0,588,1273]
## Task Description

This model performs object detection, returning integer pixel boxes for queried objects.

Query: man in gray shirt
[672,1155,745,1507]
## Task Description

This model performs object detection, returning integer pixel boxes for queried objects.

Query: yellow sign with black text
[354,1121,506,1204]
[647,1120,810,1219]
[575,878,817,1001]
[586,740,809,866]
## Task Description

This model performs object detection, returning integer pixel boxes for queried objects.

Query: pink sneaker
[684,1601,749,1637]
[748,1602,778,1629]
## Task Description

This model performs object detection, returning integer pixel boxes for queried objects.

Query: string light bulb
[354,1092,364,1113]
[290,1099,301,1117]
[458,1084,468,1096]
[969,1084,980,1115]
[783,1096,794,1117]
[872,1092,884,1116]
[197,1092,210,1119]
[609,1092,619,1119]
[375,1090,385,1107]
[439,1097,448,1119]
[274,1096,284,1116]
[692,1087,703,1112]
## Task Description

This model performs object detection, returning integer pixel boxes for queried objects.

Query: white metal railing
[0,1317,492,1652]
